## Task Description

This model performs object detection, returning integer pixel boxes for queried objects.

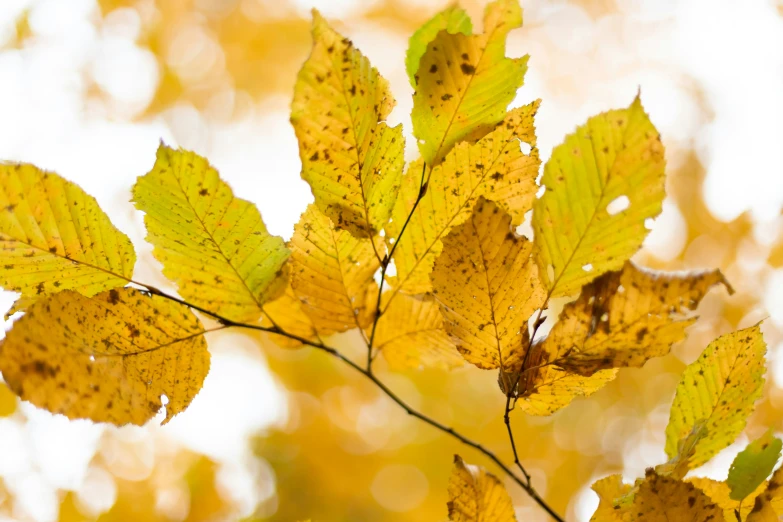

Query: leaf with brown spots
[0,288,209,426]
[259,278,319,349]
[630,470,725,522]
[290,204,381,335]
[132,144,290,324]
[431,198,545,370]
[747,465,783,522]
[543,262,730,376]
[688,478,769,522]
[291,10,404,237]
[386,101,540,295]
[412,0,528,166]
[371,292,463,370]
[447,455,516,522]
[512,340,618,416]
[406,5,472,87]
[0,163,135,316]
[665,324,767,470]
[589,474,633,522]
[533,95,666,298]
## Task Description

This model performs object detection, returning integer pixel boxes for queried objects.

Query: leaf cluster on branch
[0,1,776,520]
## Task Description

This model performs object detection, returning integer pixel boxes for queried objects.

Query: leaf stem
[131,280,564,522]
[365,161,429,372]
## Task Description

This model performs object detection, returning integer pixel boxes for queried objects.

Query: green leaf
[727,430,782,502]
[132,144,290,323]
[406,6,472,87]
[665,324,767,469]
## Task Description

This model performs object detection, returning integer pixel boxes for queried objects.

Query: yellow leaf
[589,474,632,522]
[371,292,462,370]
[654,420,707,480]
[387,101,540,295]
[0,288,209,426]
[133,144,289,323]
[291,11,404,236]
[533,95,666,298]
[447,454,516,522]
[0,164,135,315]
[748,466,783,522]
[431,198,545,370]
[665,324,766,469]
[544,263,730,376]
[412,0,528,166]
[514,341,617,416]
[689,477,768,522]
[260,280,319,348]
[290,204,381,335]
[0,380,17,417]
[631,470,725,521]
[406,6,472,86]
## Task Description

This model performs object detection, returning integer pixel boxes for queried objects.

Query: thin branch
[128,279,564,522]
[503,306,547,485]
[365,161,429,371]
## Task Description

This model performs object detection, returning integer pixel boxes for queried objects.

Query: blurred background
[0,0,781,520]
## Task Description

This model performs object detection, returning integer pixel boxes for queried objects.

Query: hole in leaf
[582,263,593,272]
[645,218,655,230]
[606,195,630,215]
[617,284,625,294]
[517,139,532,155]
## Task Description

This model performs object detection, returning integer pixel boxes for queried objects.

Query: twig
[365,161,429,371]
[130,278,564,522]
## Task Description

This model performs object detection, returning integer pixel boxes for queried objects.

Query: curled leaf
[545,262,730,376]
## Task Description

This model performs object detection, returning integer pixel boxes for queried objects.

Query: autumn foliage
[0,1,779,521]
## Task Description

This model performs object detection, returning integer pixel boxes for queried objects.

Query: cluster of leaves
[0,0,775,520]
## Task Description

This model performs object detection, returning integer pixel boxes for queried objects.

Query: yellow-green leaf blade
[728,430,782,502]
[448,455,516,522]
[132,144,290,324]
[533,96,666,298]
[406,6,472,87]
[545,263,730,376]
[0,288,209,426]
[0,163,135,312]
[291,11,404,236]
[388,101,540,295]
[290,204,381,335]
[665,324,767,468]
[371,293,462,370]
[412,0,528,166]
[431,198,545,370]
